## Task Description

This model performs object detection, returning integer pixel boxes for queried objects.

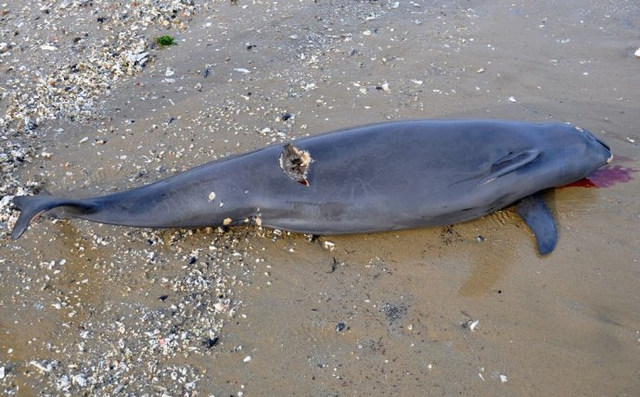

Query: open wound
[279,143,313,186]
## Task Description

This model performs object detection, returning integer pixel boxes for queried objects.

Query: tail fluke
[11,195,98,240]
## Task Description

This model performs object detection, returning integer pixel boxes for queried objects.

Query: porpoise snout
[582,128,613,164]
[595,136,613,164]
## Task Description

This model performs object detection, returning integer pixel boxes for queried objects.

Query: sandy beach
[1,1,639,395]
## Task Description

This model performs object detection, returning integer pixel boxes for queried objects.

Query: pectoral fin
[480,149,540,185]
[515,192,557,255]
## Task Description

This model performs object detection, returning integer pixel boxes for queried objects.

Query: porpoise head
[534,123,613,187]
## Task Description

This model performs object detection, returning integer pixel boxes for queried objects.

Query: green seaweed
[155,35,176,47]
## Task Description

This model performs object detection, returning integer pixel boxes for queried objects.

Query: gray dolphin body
[11,119,612,254]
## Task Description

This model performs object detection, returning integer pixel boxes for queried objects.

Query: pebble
[72,374,87,387]
[323,241,336,251]
[214,302,227,313]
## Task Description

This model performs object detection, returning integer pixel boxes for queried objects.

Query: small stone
[243,355,252,363]
[499,374,508,383]
[336,322,347,332]
[469,319,480,331]
[223,218,232,225]
[635,48,640,58]
[73,374,87,387]
[208,192,216,201]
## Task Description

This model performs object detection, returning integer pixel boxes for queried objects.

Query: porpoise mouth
[582,128,613,164]
[595,137,611,152]
[594,137,613,164]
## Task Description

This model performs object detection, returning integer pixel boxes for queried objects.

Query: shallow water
[1,0,639,395]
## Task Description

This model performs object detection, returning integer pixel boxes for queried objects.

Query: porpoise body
[10,119,612,254]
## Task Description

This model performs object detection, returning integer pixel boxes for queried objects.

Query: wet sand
[1,0,639,395]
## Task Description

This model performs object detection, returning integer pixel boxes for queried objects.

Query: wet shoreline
[2,1,639,395]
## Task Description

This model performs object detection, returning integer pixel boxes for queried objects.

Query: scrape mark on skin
[279,143,313,186]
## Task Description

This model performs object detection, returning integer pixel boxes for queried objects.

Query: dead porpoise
[10,119,612,254]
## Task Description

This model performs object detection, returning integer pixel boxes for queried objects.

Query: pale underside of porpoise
[10,119,612,255]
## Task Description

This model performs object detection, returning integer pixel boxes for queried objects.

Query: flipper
[480,149,540,185]
[10,195,99,240]
[515,192,557,255]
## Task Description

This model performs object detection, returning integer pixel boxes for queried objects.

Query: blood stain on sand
[562,164,636,189]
